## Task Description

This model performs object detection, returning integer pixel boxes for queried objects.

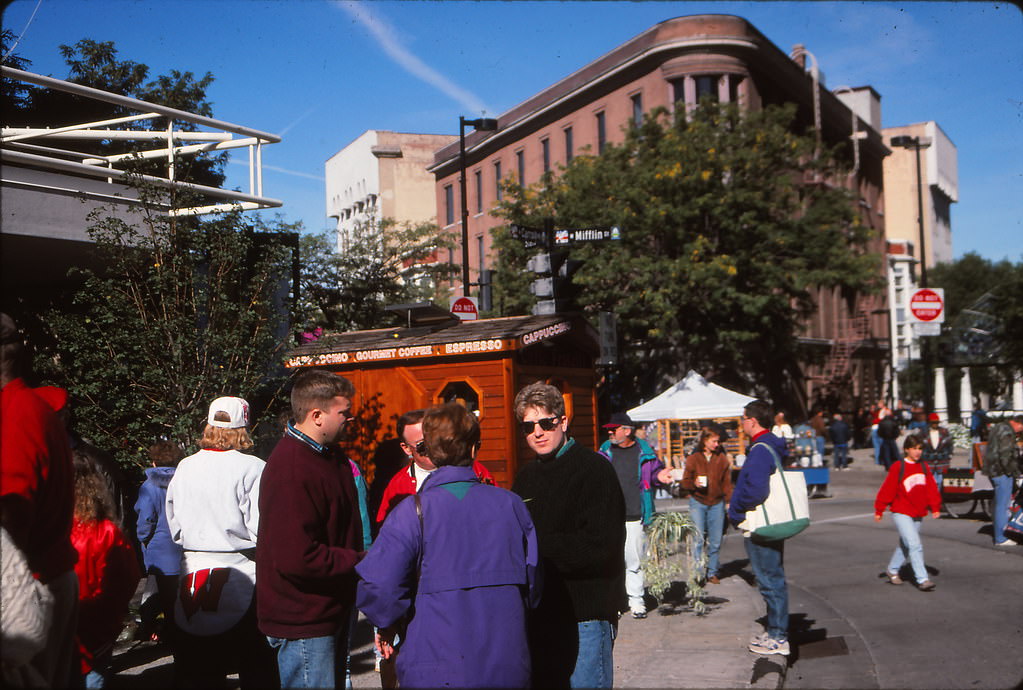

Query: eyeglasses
[519,416,561,435]
[414,440,428,456]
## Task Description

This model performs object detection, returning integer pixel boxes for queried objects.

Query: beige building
[881,121,958,269]
[325,130,456,250]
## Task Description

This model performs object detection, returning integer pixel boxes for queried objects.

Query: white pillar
[959,368,973,425]
[933,367,948,422]
[1013,372,1023,411]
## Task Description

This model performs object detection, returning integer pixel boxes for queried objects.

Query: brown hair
[148,440,184,467]
[73,450,115,524]
[291,370,355,423]
[513,382,565,420]
[744,400,773,430]
[397,409,426,443]
[696,427,720,453]
[422,403,480,468]
[903,434,924,452]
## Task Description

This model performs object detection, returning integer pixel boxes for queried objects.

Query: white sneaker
[749,631,770,646]
[995,539,1016,546]
[749,636,790,656]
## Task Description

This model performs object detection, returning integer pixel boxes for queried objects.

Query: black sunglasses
[519,416,561,435]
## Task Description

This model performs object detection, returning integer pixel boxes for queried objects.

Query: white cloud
[334,0,490,115]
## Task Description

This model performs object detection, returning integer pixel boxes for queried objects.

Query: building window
[494,160,503,201]
[631,93,643,126]
[516,149,525,184]
[695,75,719,103]
[541,138,550,173]
[596,111,606,154]
[474,170,483,214]
[444,184,454,225]
[477,235,485,274]
[672,79,685,106]
[564,127,573,163]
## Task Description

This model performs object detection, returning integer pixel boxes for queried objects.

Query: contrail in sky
[228,159,324,181]
[335,0,490,115]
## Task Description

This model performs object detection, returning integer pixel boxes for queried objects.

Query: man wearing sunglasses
[512,383,625,689]
[376,409,493,526]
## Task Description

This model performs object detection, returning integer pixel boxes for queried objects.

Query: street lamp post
[458,116,498,296]
[890,134,933,411]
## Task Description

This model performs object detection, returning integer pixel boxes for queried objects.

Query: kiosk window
[438,380,482,416]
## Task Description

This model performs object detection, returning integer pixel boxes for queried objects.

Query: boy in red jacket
[874,435,941,591]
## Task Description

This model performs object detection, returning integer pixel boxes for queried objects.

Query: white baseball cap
[207,396,250,429]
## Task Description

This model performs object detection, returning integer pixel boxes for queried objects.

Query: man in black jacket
[511,382,625,689]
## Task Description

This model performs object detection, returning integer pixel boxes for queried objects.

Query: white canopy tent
[628,370,756,421]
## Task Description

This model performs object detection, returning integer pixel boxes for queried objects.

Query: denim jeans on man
[269,626,345,689]
[832,443,849,469]
[689,500,725,579]
[991,474,1015,543]
[569,619,615,688]
[888,512,928,583]
[744,537,788,641]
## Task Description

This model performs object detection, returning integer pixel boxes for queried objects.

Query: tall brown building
[429,15,891,413]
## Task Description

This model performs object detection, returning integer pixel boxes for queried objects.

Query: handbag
[738,442,810,542]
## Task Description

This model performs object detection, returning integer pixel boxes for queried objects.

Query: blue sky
[4,0,1021,262]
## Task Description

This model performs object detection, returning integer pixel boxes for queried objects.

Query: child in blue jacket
[134,440,184,642]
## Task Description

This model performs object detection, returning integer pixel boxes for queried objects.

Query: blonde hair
[199,424,254,451]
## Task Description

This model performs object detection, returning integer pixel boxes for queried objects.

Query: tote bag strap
[414,492,424,578]
[751,442,796,523]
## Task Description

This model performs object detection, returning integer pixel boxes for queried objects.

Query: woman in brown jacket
[682,428,733,584]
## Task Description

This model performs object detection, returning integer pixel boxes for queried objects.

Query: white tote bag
[738,443,810,541]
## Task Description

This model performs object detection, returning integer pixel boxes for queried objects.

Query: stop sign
[909,288,945,323]
[450,296,479,321]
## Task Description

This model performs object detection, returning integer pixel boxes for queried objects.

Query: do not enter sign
[909,288,945,323]
[450,296,479,321]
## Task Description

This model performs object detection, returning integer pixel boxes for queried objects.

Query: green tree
[36,181,297,471]
[2,38,224,187]
[492,101,879,406]
[930,253,1023,399]
[296,220,458,335]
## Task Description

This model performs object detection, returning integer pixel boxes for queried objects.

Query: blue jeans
[833,443,849,469]
[879,439,900,470]
[872,429,882,464]
[992,474,1015,543]
[888,512,928,583]
[269,628,344,689]
[689,500,725,578]
[744,537,788,641]
[570,619,615,688]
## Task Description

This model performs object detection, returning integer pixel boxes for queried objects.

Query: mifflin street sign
[554,226,621,245]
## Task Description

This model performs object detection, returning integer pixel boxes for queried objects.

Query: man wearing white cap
[166,396,277,687]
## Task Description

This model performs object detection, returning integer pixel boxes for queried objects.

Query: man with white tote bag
[728,400,795,657]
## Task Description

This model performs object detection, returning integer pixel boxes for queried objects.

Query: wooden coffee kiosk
[284,304,602,488]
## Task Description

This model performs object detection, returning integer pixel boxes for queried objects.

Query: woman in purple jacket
[356,403,540,689]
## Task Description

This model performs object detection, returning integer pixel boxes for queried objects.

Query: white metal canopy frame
[1,66,282,216]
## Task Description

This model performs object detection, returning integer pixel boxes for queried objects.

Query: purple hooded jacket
[356,465,540,689]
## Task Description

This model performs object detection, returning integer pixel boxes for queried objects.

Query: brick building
[428,14,894,413]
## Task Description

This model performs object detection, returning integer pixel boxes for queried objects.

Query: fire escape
[821,295,874,400]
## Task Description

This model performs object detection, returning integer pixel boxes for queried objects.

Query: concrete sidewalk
[111,508,786,689]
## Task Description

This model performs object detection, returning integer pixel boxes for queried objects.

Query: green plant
[642,510,707,615]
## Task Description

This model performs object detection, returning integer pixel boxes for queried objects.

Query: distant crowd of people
[4,309,1021,688]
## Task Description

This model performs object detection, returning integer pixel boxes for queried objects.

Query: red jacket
[72,519,141,673]
[874,460,941,518]
[376,460,494,524]
[0,378,77,581]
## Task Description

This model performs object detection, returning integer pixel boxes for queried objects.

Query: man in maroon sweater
[256,370,365,688]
